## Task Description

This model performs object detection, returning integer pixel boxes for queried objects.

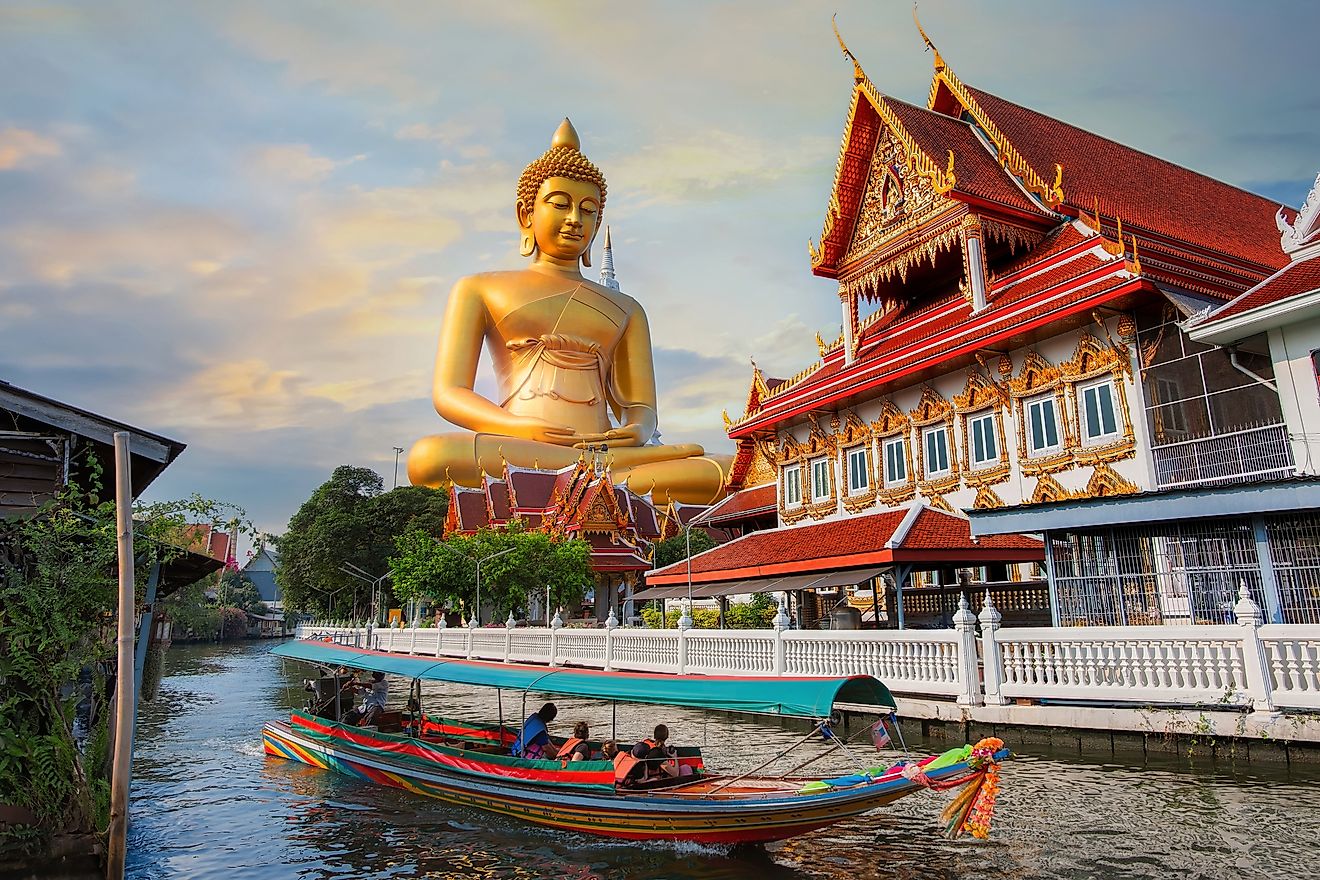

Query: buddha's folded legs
[407,431,729,503]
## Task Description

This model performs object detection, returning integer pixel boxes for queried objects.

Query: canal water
[127,642,1320,880]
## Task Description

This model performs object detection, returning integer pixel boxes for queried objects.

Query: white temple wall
[1269,321,1320,475]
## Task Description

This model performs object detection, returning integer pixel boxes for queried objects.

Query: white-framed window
[846,447,870,494]
[883,437,907,487]
[968,412,999,468]
[810,457,831,501]
[1079,379,1120,443]
[783,465,803,507]
[922,426,951,477]
[1026,394,1062,454]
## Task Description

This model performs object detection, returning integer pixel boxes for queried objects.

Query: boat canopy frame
[273,640,896,721]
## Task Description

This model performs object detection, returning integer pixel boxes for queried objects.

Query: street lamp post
[431,539,516,626]
[340,563,392,641]
[631,494,710,618]
[392,446,405,489]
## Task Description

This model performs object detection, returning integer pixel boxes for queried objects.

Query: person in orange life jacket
[560,721,592,762]
[512,702,558,758]
[622,724,690,783]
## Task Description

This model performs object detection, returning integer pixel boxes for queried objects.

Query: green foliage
[217,570,267,614]
[0,470,253,846]
[639,598,776,629]
[391,519,592,619]
[277,466,448,617]
[218,607,249,641]
[162,579,221,641]
[652,528,717,569]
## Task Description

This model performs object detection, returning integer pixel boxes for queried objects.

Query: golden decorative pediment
[1008,349,1061,397]
[953,368,1007,413]
[1061,332,1131,382]
[1082,464,1139,498]
[910,385,953,426]
[1030,475,1072,505]
[926,494,955,514]
[805,413,837,456]
[870,399,911,437]
[838,410,871,446]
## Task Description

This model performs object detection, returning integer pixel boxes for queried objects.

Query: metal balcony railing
[1152,423,1294,489]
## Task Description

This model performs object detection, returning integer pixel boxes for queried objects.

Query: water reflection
[127,642,1320,880]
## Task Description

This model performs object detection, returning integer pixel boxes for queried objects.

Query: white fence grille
[1151,423,1293,489]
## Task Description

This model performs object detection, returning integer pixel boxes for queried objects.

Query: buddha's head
[516,118,607,267]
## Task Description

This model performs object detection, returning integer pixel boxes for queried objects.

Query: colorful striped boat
[264,640,1006,844]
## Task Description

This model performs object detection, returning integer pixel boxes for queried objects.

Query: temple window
[883,437,908,486]
[967,412,1000,468]
[1078,379,1120,444]
[810,457,832,502]
[1026,395,1062,455]
[783,464,803,507]
[921,426,952,477]
[846,446,871,495]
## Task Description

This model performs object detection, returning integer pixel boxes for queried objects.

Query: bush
[218,607,248,640]
[639,601,772,629]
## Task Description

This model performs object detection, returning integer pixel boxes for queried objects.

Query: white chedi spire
[599,225,620,290]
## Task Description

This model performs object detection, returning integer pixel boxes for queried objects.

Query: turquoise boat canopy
[272,640,896,720]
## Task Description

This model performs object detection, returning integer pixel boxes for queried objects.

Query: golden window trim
[962,462,1011,489]
[1015,388,1076,475]
[1071,371,1136,464]
[910,385,954,427]
[959,400,1010,484]
[870,398,912,438]
[877,483,917,506]
[916,420,961,489]
[840,440,877,512]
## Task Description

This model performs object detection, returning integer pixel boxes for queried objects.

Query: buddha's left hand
[572,423,647,447]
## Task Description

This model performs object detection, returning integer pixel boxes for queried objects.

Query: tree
[652,528,717,570]
[391,519,592,620]
[276,466,448,618]
[217,570,267,614]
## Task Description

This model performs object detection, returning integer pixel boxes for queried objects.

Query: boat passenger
[616,724,685,785]
[511,702,558,759]
[346,672,388,727]
[559,721,592,763]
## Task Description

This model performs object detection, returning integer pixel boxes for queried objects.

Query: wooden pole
[107,432,135,879]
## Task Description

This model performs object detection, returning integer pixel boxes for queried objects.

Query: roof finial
[832,14,866,82]
[913,5,945,71]
[599,225,620,290]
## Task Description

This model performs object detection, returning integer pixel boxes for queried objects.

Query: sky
[1,1,1317,538]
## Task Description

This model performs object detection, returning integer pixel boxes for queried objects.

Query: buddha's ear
[516,201,536,257]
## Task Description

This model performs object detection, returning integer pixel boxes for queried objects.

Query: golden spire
[832,14,866,82]
[552,117,580,151]
[913,5,945,71]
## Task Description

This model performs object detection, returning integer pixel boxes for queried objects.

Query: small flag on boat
[870,718,892,750]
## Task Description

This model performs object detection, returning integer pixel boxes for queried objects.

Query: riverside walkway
[298,587,1320,756]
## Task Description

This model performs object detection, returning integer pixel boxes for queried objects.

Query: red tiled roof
[647,506,1041,585]
[964,86,1287,272]
[887,99,1048,217]
[488,481,511,521]
[701,482,777,525]
[1202,258,1320,323]
[453,489,490,531]
[507,469,557,510]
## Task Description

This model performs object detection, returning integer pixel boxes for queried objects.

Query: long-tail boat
[263,640,1006,845]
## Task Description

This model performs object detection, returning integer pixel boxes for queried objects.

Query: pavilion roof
[700,482,776,526]
[646,502,1041,586]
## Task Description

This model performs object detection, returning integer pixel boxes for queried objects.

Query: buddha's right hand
[508,416,581,446]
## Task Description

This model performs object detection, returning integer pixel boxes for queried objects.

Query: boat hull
[262,720,926,844]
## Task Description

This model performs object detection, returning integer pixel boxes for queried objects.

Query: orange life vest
[612,738,659,783]
[557,737,586,765]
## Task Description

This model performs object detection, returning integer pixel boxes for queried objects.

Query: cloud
[0,127,61,170]
[250,143,349,183]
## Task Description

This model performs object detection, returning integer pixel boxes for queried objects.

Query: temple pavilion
[643,23,1309,628]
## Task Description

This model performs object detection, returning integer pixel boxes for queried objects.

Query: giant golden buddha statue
[407,119,729,504]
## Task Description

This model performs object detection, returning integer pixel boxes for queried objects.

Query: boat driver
[346,671,388,727]
[512,702,558,759]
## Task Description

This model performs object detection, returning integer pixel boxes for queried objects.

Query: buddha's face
[523,176,601,262]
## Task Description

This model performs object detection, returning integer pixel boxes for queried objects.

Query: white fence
[299,587,1320,714]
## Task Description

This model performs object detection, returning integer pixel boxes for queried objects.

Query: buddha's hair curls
[516,146,607,218]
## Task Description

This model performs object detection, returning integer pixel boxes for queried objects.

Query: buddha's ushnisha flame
[516,118,608,218]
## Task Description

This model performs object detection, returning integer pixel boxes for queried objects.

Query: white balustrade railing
[294,586,1320,714]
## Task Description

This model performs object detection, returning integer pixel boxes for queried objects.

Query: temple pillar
[961,217,988,312]
[840,285,858,365]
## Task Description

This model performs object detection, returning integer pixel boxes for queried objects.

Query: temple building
[645,25,1309,627]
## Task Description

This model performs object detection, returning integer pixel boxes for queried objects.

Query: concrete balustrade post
[466,616,477,660]
[550,608,563,667]
[979,591,1007,706]
[677,601,692,675]
[773,593,790,675]
[409,625,418,655]
[952,593,983,706]
[604,607,618,672]
[1234,581,1277,713]
[504,611,516,663]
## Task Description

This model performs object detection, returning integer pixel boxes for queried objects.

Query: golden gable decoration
[1030,475,1072,505]
[1082,463,1139,498]
[972,486,1006,510]
[910,385,954,426]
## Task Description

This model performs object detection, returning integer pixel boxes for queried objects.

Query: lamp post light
[431,539,517,626]
[392,446,405,489]
[631,494,711,620]
[340,562,393,641]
